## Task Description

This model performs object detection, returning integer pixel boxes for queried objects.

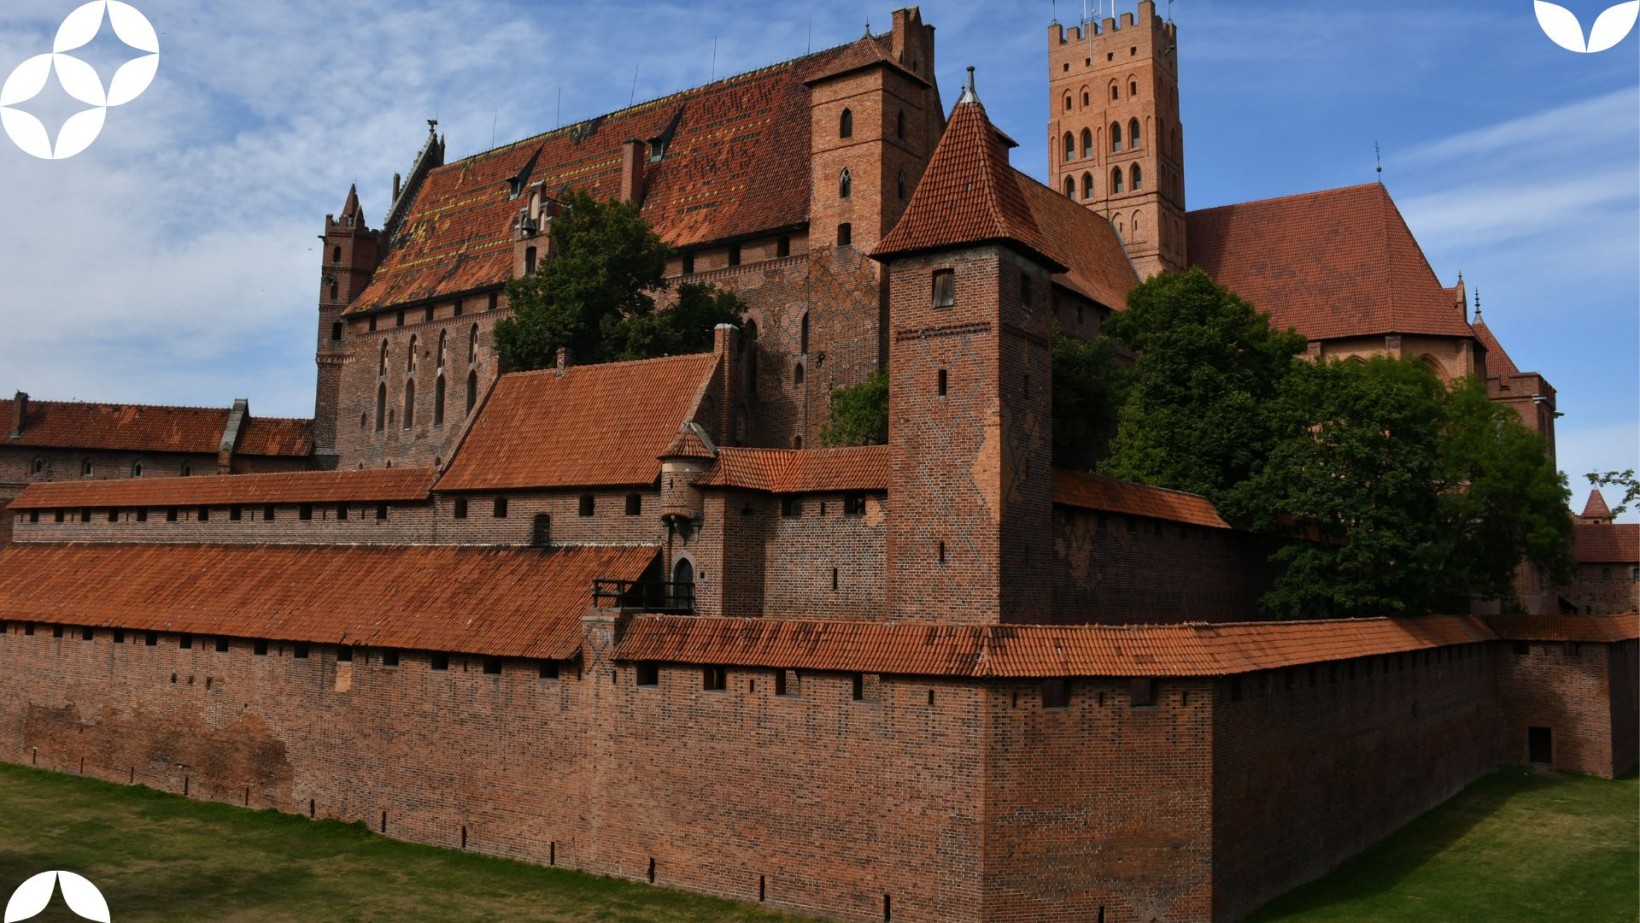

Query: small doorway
[671,558,695,613]
[1527,726,1552,765]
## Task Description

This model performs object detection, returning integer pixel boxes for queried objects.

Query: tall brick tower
[1048,0,1185,278]
[314,185,379,468]
[873,71,1059,624]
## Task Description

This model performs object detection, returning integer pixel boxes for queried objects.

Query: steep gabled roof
[436,353,718,492]
[1572,522,1638,564]
[696,445,891,494]
[1,398,309,457]
[1051,470,1229,529]
[874,85,1063,271]
[1470,316,1521,377]
[1187,184,1474,341]
[615,614,1495,678]
[0,542,656,661]
[1579,489,1614,522]
[349,35,897,314]
[8,467,434,511]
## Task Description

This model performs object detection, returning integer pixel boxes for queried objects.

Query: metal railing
[592,579,695,614]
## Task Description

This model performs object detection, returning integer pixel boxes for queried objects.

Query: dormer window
[648,137,668,162]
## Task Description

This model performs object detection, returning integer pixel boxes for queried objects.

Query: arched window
[1082,172,1094,199]
[896,110,905,139]
[1081,89,1090,107]
[524,246,537,275]
[180,462,192,477]
[403,380,415,429]
[466,370,479,415]
[671,557,695,612]
[800,312,810,354]
[1129,118,1141,149]
[379,340,388,376]
[1081,128,1093,159]
[837,223,852,247]
[1063,176,1074,197]
[30,457,43,476]
[331,245,342,264]
[407,335,417,373]
[434,375,446,425]
[81,459,93,477]
[839,168,851,199]
[437,330,447,369]
[328,281,338,301]
[1133,213,1142,236]
[793,363,805,386]
[793,435,803,449]
[1110,82,1119,101]
[1063,92,1072,111]
[1062,132,1074,163]
[897,169,907,201]
[1110,122,1122,152]
[131,460,143,477]
[1130,163,1142,190]
[1111,167,1124,194]
[1130,80,1138,97]
[376,384,386,432]
[469,324,479,363]
[839,108,853,138]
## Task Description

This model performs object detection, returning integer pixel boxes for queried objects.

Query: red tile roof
[1016,172,1140,311]
[0,542,656,661]
[1051,469,1230,529]
[236,417,314,457]
[436,353,718,492]
[1470,317,1520,378]
[1572,522,1638,564]
[8,467,434,511]
[695,445,892,494]
[350,35,893,314]
[1,397,311,458]
[659,422,717,460]
[615,614,1495,678]
[1483,613,1638,644]
[1187,184,1474,341]
[1578,489,1613,521]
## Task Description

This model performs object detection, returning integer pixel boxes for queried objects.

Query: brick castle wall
[1494,639,1639,778]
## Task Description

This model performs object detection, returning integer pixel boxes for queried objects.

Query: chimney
[620,139,646,204]
[10,391,26,439]
[555,346,571,376]
[392,172,402,203]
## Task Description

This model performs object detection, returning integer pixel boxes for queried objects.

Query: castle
[0,5,1634,922]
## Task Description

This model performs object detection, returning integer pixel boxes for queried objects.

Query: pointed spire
[959,66,978,105]
[339,184,365,225]
[1581,489,1614,523]
[1473,288,1482,322]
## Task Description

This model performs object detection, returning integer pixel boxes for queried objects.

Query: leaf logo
[1535,1,1640,52]
[4,871,111,923]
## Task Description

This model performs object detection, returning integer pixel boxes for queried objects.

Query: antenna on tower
[807,19,812,53]
[556,87,562,129]
[711,37,718,80]
[1167,0,1176,21]
[630,65,639,106]
[1375,142,1383,182]
[1052,0,1058,24]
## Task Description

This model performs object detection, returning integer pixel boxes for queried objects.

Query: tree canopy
[1050,331,1132,471]
[493,188,745,370]
[821,369,888,447]
[1586,469,1638,517]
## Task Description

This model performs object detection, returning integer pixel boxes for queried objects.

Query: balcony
[592,579,695,614]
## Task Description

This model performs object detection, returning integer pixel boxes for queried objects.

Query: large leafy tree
[821,369,889,447]
[494,188,744,370]
[1100,267,1306,499]
[1585,469,1637,517]
[1050,331,1132,471]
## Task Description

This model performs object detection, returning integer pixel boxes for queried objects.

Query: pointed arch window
[1110,83,1119,101]
[331,245,342,264]
[403,380,415,429]
[376,385,386,432]
[81,459,93,477]
[1081,128,1093,159]
[793,364,805,386]
[800,312,810,354]
[1082,172,1094,200]
[407,335,417,373]
[30,457,44,476]
[379,340,388,376]
[1129,118,1141,149]
[131,460,144,477]
[1130,164,1142,191]
[1063,92,1072,111]
[1081,89,1090,107]
[1111,167,1124,194]
[524,246,537,275]
[897,169,907,201]
[1062,132,1074,163]
[840,108,853,139]
[1063,176,1074,197]
[434,375,446,426]
[437,330,447,369]
[1110,122,1122,152]
[469,324,479,363]
[466,369,479,416]
[1130,80,1139,97]
[839,168,851,199]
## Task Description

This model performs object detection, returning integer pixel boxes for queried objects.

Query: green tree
[493,189,745,370]
[1585,469,1637,517]
[1100,267,1306,499]
[821,369,889,447]
[1051,331,1132,471]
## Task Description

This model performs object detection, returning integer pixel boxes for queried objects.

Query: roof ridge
[1187,182,1383,218]
[5,397,232,413]
[502,350,717,381]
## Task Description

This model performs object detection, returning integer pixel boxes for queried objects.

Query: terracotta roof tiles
[1051,469,1229,529]
[659,422,717,461]
[1482,613,1637,644]
[1,398,312,458]
[1572,522,1638,564]
[1470,317,1521,378]
[236,417,314,457]
[615,614,1497,678]
[0,542,656,661]
[1578,489,1613,522]
[1187,184,1474,341]
[1015,173,1140,310]
[8,467,435,511]
[436,353,718,492]
[695,445,891,494]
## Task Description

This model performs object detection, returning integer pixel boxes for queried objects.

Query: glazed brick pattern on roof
[615,614,1497,678]
[350,36,892,314]
[1187,184,1474,341]
[235,417,314,456]
[1482,613,1638,644]
[8,467,435,511]
[696,445,891,494]
[1572,522,1638,564]
[436,353,717,492]
[0,542,656,661]
[1051,469,1229,529]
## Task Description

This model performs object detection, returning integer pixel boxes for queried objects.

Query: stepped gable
[1573,522,1638,564]
[9,467,434,511]
[615,614,1495,678]
[1187,184,1475,340]
[1579,489,1613,522]
[696,444,891,494]
[436,352,718,492]
[0,542,656,661]
[1050,470,1230,529]
[874,80,1062,270]
[349,34,894,314]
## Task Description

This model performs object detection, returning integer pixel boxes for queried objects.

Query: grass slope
[1249,769,1638,923]
[0,762,815,922]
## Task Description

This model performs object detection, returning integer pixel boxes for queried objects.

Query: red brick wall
[1494,639,1633,778]
[1052,506,1276,622]
[762,493,886,619]
[1609,640,1638,775]
[1210,645,1500,922]
[1564,563,1640,614]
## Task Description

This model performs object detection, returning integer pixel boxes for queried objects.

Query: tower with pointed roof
[1048,0,1186,278]
[315,186,380,468]
[875,70,1061,623]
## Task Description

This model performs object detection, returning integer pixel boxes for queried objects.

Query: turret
[658,422,717,537]
[314,185,381,466]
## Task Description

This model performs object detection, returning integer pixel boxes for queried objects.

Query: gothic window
[328,281,338,301]
[1063,92,1072,111]
[81,459,92,477]
[1111,167,1124,194]
[402,380,415,429]
[837,222,852,247]
[1110,82,1119,101]
[1063,176,1074,197]
[331,246,341,264]
[839,168,852,199]
[469,324,479,363]
[1129,118,1141,149]
[407,335,417,373]
[1081,128,1093,159]
[131,460,143,477]
[466,370,478,416]
[1130,80,1139,97]
[1110,122,1122,152]
[437,330,447,369]
[932,269,955,308]
[1130,163,1142,190]
[671,558,696,612]
[1062,132,1074,163]
[897,169,907,201]
[1133,212,1142,236]
[1082,172,1094,200]
[30,457,43,476]
[434,375,446,426]
[379,340,388,376]
[1020,273,1032,311]
[896,110,905,139]
[180,462,192,477]
[1081,89,1090,107]
[840,108,853,139]
[800,312,810,354]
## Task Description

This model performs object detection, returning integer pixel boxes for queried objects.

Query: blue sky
[0,0,1635,516]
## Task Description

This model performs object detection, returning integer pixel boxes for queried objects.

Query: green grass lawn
[1249,769,1639,923]
[0,762,815,922]
[0,763,1632,922]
